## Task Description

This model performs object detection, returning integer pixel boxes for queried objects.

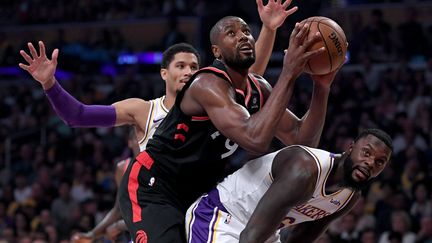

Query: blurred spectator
[379,211,416,243]
[161,17,187,50]
[397,8,427,61]
[410,181,432,223]
[50,180,78,240]
[13,174,32,204]
[416,216,432,243]
[338,213,361,242]
[361,9,393,62]
[360,228,378,243]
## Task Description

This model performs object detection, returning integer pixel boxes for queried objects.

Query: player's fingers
[290,22,301,39]
[285,6,298,16]
[39,41,47,58]
[304,47,325,61]
[20,50,33,64]
[256,0,264,9]
[295,23,309,44]
[303,32,322,49]
[276,0,282,5]
[52,49,59,64]
[282,0,293,9]
[28,42,38,59]
[18,63,30,71]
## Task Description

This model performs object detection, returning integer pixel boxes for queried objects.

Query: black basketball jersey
[145,60,264,209]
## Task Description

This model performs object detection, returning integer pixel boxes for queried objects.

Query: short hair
[161,43,200,69]
[354,128,393,151]
[210,16,239,45]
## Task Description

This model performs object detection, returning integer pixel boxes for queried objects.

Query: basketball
[300,16,347,75]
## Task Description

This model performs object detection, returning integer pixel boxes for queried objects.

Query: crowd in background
[0,1,432,243]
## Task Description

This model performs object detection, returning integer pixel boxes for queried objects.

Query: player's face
[343,134,391,190]
[215,18,256,69]
[161,52,199,94]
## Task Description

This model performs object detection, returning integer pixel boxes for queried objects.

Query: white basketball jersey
[137,96,169,151]
[217,145,355,228]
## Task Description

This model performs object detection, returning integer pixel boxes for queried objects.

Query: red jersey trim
[248,74,264,109]
[136,151,154,170]
[201,67,232,84]
[128,162,142,223]
[191,116,210,121]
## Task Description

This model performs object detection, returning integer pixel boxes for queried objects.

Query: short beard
[224,53,255,69]
[342,156,372,191]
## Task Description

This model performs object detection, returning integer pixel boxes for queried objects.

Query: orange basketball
[300,16,347,75]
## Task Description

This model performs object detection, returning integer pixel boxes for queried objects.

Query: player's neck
[325,154,346,193]
[164,92,176,110]
[226,66,249,91]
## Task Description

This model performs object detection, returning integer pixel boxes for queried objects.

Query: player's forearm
[45,79,116,127]
[90,205,122,238]
[241,72,296,154]
[113,219,127,231]
[296,83,330,147]
[250,25,276,76]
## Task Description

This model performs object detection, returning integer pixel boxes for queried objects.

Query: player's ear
[212,45,221,59]
[160,68,168,81]
[347,141,354,153]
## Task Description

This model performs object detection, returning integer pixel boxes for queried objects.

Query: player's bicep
[189,76,251,139]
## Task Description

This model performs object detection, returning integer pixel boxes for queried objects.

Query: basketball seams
[317,20,347,69]
[314,21,347,43]
[316,21,333,74]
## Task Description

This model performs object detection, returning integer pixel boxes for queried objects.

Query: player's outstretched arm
[239,147,318,243]
[283,193,360,243]
[19,41,146,128]
[250,0,298,75]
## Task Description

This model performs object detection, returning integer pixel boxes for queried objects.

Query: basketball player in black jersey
[119,16,342,243]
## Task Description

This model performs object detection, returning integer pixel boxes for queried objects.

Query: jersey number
[211,131,239,159]
[221,139,239,159]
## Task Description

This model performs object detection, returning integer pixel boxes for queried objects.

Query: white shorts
[185,188,280,243]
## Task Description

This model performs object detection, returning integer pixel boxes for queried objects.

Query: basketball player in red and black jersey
[119,16,343,243]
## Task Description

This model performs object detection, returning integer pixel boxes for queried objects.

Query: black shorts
[118,151,186,243]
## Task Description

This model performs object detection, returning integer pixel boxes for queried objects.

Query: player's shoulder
[275,146,320,171]
[278,145,323,159]
[249,73,272,92]
[190,72,232,91]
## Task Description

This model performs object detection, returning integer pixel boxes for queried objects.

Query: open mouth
[353,167,370,181]
[179,78,189,84]
[239,43,253,54]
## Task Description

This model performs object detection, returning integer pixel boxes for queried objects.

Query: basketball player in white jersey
[18,0,298,152]
[186,128,393,243]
